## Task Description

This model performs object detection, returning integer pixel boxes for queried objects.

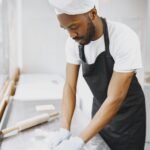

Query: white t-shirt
[65,20,142,72]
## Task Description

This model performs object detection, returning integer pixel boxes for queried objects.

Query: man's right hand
[45,128,71,149]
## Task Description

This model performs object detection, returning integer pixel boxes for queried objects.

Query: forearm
[61,83,77,130]
[79,97,123,143]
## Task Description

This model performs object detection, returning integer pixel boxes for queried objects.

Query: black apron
[78,18,146,150]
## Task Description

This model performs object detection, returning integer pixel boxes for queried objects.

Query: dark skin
[57,8,134,143]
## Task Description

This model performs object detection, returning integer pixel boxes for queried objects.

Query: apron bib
[78,18,146,150]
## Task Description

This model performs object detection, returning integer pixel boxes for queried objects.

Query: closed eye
[69,25,79,30]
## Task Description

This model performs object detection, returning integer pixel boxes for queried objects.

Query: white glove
[55,136,85,150]
[44,128,71,149]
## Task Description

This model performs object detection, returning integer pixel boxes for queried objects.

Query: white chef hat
[48,0,95,15]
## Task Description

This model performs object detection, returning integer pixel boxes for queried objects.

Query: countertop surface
[0,99,110,150]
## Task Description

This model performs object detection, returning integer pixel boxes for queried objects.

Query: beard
[75,17,96,45]
[83,18,96,45]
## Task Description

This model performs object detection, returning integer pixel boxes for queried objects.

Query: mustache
[73,37,84,41]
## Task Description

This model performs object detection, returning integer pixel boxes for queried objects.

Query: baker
[47,0,146,149]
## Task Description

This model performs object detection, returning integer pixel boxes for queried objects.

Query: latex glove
[44,128,71,149]
[55,136,85,150]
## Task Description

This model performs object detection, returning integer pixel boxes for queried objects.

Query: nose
[68,30,78,39]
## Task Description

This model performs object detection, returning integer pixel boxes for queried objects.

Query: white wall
[2,0,19,78]
[146,0,150,73]
[21,0,67,75]
[0,0,9,88]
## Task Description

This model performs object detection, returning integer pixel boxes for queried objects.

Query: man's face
[57,13,96,45]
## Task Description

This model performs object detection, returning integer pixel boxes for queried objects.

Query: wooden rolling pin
[0,80,9,100]
[0,111,59,136]
[0,97,8,120]
[11,68,20,83]
[0,81,15,120]
[3,80,15,98]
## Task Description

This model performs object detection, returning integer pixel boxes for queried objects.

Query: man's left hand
[55,136,85,150]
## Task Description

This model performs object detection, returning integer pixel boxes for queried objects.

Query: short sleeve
[65,37,81,64]
[113,26,142,72]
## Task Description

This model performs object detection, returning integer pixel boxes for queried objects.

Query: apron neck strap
[101,17,111,56]
[79,44,86,62]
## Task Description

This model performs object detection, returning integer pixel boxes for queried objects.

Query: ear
[88,8,97,20]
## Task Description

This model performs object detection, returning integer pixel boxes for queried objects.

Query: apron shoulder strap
[101,18,111,57]
[79,44,86,62]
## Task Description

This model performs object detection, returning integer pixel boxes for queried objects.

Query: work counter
[0,99,110,150]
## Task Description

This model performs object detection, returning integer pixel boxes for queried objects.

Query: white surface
[25,107,110,150]
[35,104,55,111]
[14,74,64,101]
[17,73,64,85]
[25,129,104,150]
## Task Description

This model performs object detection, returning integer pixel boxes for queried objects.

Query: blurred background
[0,0,150,149]
[0,0,149,80]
